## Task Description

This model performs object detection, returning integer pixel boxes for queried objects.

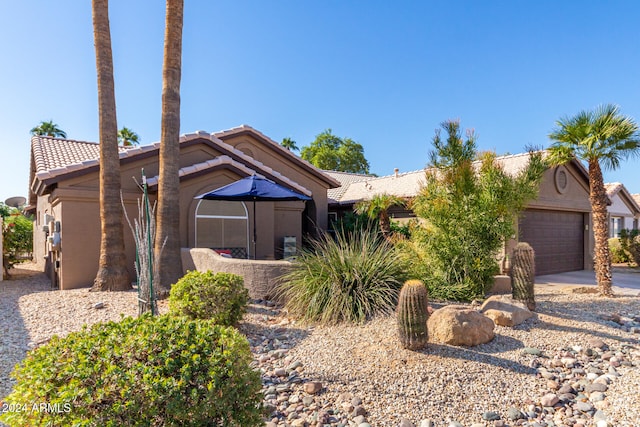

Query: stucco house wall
[28,126,338,290]
[605,183,640,236]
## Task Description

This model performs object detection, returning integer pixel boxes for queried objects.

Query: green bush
[276,228,407,324]
[619,229,640,266]
[1,206,33,270]
[609,237,631,263]
[0,315,263,427]
[169,271,248,325]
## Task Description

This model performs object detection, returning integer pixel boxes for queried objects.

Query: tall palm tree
[355,193,405,237]
[154,0,184,292]
[118,126,140,146]
[281,137,299,151]
[91,0,130,291]
[30,120,67,138]
[548,104,640,297]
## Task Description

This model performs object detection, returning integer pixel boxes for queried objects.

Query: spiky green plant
[511,242,536,310]
[276,228,406,324]
[397,279,429,350]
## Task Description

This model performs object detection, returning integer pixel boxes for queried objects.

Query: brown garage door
[518,209,585,275]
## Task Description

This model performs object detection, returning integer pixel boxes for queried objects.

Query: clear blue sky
[2,1,640,203]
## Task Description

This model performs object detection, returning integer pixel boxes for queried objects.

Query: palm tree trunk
[154,0,184,292]
[588,160,613,296]
[379,211,391,237]
[91,0,130,291]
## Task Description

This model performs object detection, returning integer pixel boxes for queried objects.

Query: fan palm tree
[91,0,130,291]
[355,193,406,238]
[548,104,640,297]
[30,120,67,138]
[154,0,184,292]
[118,126,140,146]
[281,137,299,151]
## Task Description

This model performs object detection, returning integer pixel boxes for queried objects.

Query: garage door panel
[519,209,584,275]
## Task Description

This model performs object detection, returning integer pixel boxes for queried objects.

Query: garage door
[518,209,585,275]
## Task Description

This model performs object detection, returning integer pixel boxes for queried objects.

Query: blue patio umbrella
[195,175,311,258]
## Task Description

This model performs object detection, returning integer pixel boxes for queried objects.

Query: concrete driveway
[536,267,640,296]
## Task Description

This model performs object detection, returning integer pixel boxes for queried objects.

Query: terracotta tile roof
[605,182,623,197]
[329,151,562,205]
[336,169,427,204]
[605,182,640,214]
[323,171,376,203]
[213,125,340,188]
[30,128,319,197]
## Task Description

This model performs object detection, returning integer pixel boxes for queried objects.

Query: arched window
[195,200,249,258]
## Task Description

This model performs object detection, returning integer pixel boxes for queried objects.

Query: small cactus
[397,279,429,350]
[511,242,536,311]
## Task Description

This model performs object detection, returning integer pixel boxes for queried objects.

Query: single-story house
[604,182,640,237]
[28,125,340,290]
[327,152,595,276]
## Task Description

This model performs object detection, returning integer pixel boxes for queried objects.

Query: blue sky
[1,1,640,203]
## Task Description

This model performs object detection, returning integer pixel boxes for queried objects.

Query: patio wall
[180,248,291,300]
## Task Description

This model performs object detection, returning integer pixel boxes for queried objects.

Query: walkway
[536,266,640,296]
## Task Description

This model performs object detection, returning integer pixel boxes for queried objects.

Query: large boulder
[427,305,495,346]
[480,295,533,327]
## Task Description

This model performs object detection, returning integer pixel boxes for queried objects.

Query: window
[195,200,249,258]
[610,216,623,238]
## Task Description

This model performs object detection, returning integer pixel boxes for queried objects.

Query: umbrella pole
[253,199,257,259]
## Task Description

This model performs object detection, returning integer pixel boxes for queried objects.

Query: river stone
[428,305,495,346]
[480,295,533,326]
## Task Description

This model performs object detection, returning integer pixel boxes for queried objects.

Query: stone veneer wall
[180,248,292,300]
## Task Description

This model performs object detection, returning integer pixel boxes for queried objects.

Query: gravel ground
[1,263,640,427]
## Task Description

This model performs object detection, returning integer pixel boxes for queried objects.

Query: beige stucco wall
[32,133,332,290]
[608,193,637,231]
[181,248,291,299]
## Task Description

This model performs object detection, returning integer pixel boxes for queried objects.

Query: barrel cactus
[397,279,429,350]
[510,242,536,311]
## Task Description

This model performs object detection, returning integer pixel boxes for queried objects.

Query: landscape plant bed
[1,264,639,426]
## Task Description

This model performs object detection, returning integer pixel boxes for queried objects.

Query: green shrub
[0,315,263,427]
[609,237,631,263]
[619,229,640,266]
[169,271,248,325]
[1,207,33,271]
[276,228,407,324]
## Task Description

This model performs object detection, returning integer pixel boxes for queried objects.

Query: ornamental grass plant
[276,228,407,324]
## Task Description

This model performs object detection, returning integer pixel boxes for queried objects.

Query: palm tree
[548,104,640,297]
[355,193,406,238]
[154,0,184,292]
[90,0,130,291]
[118,126,140,146]
[30,120,67,138]
[281,137,299,151]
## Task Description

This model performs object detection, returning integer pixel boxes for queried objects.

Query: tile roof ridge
[372,168,426,179]
[32,135,100,146]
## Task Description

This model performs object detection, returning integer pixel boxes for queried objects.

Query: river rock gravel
[2,263,640,427]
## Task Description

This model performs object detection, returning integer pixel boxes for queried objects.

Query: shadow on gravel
[0,265,49,399]
[517,298,640,346]
[424,337,537,375]
[238,304,310,354]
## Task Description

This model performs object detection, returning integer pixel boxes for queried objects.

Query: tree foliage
[547,104,640,296]
[1,204,33,275]
[30,120,67,138]
[407,119,546,300]
[117,126,140,146]
[355,193,405,238]
[280,137,298,151]
[300,129,370,173]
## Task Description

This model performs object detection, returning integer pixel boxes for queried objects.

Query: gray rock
[506,407,524,420]
[419,421,435,427]
[586,382,608,393]
[482,411,501,421]
[398,419,415,427]
[523,347,543,356]
[575,401,594,412]
[448,422,464,427]
[353,415,366,425]
[93,301,105,309]
[590,391,605,402]
[352,405,367,417]
[593,409,608,422]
